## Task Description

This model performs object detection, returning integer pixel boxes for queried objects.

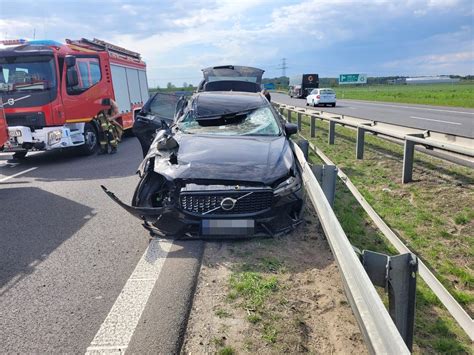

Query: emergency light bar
[0,39,27,45]
[0,39,62,46]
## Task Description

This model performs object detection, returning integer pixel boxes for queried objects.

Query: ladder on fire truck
[65,38,141,61]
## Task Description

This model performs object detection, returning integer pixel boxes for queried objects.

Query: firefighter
[97,99,123,154]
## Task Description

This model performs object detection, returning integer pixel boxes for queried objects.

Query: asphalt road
[0,138,203,354]
[272,93,474,138]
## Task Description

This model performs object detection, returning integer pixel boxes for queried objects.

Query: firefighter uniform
[97,111,122,154]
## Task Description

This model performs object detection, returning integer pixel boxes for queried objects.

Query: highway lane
[272,93,474,138]
[0,139,202,353]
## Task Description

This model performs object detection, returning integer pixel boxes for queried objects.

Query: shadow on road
[0,187,95,294]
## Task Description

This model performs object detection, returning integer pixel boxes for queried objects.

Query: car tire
[306,102,309,106]
[332,103,336,107]
[78,122,99,155]
[313,101,317,107]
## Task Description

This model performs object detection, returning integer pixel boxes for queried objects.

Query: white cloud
[383,50,473,75]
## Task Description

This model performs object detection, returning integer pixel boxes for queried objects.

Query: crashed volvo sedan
[103,90,304,238]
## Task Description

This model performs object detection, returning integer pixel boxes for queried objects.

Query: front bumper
[102,185,304,239]
[3,126,79,152]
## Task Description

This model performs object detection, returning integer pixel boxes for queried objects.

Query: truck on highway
[0,97,7,147]
[288,74,319,99]
[0,38,149,158]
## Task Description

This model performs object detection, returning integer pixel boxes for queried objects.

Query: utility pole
[277,58,288,77]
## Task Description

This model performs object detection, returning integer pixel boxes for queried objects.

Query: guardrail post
[297,112,302,131]
[310,116,316,137]
[402,140,416,183]
[362,251,417,351]
[287,109,292,123]
[388,253,417,351]
[311,164,337,207]
[279,107,284,115]
[328,121,336,145]
[356,127,365,159]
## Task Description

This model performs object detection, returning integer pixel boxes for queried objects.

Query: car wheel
[306,102,309,106]
[332,103,336,107]
[313,101,317,107]
[78,122,99,155]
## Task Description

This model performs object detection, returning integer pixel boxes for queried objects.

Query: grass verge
[333,83,474,108]
[294,109,473,352]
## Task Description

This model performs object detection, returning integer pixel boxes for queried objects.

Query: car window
[178,107,280,136]
[311,89,319,94]
[320,89,335,95]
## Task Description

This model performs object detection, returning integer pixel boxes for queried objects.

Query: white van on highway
[306,88,336,107]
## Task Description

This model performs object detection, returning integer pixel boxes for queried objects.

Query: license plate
[201,219,254,236]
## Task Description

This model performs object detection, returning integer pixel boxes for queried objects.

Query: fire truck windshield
[0,55,56,93]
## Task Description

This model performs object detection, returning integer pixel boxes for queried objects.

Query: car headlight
[48,130,62,146]
[274,175,301,197]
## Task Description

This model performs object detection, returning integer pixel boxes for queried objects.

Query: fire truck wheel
[13,151,27,160]
[79,123,99,155]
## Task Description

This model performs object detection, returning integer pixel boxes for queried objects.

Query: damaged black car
[103,81,304,239]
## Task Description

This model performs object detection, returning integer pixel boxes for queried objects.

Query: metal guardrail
[293,143,410,354]
[305,139,474,341]
[275,103,473,183]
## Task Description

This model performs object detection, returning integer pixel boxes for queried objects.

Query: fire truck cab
[0,38,148,157]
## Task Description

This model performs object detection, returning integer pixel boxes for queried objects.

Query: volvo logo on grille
[220,197,237,211]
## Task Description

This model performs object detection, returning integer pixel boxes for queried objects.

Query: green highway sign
[339,73,367,85]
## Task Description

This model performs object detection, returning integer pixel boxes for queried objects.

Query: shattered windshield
[0,55,56,93]
[178,106,280,136]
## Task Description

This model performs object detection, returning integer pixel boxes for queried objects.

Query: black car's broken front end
[104,90,304,239]
[110,172,303,239]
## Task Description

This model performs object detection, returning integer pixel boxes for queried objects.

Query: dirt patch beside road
[181,207,367,354]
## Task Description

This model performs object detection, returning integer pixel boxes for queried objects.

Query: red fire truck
[0,97,7,147]
[0,38,149,158]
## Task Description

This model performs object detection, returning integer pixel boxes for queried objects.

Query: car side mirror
[66,68,78,87]
[284,123,298,136]
[65,55,76,68]
[101,98,111,106]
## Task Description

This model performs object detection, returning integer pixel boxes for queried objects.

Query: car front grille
[180,190,273,215]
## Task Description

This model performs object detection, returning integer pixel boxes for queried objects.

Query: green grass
[218,346,236,355]
[215,308,231,318]
[294,110,473,352]
[333,83,474,108]
[229,272,278,311]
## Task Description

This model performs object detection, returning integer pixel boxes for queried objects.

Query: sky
[1,0,473,87]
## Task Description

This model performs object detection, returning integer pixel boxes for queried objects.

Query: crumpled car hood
[150,134,294,185]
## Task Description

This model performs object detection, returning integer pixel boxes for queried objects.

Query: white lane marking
[0,167,37,182]
[410,116,462,125]
[343,100,474,115]
[85,239,173,354]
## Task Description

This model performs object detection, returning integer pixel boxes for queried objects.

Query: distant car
[306,88,336,107]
